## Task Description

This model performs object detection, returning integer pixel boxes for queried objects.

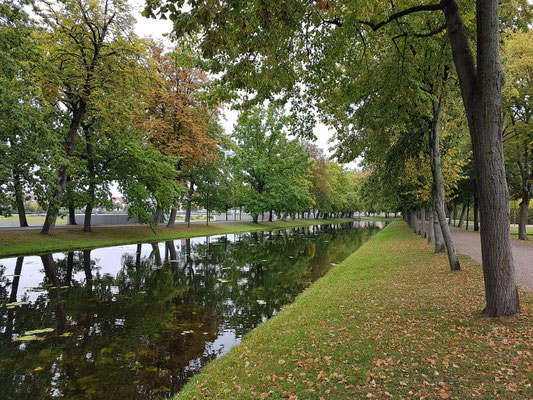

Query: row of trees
[141,0,531,317]
[0,0,364,234]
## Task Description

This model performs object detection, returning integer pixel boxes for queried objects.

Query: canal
[0,221,384,399]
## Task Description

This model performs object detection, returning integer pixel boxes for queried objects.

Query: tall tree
[144,0,531,316]
[502,30,532,241]
[231,107,311,223]
[0,0,59,226]
[139,41,220,226]
[36,0,137,234]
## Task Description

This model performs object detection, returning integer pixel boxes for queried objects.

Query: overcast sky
[130,0,357,167]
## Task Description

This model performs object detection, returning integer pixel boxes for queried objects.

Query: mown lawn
[176,221,532,399]
[455,224,533,241]
[0,218,359,258]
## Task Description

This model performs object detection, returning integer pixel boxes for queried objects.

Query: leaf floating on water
[34,366,44,372]
[60,286,70,289]
[181,330,194,335]
[170,260,178,262]
[217,278,229,283]
[138,291,146,294]
[256,300,267,305]
[261,260,268,262]
[5,301,29,307]
[24,328,54,335]
[13,335,45,342]
[203,332,209,335]
[331,263,338,266]
[60,332,73,337]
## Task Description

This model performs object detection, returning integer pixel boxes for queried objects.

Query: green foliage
[230,107,312,220]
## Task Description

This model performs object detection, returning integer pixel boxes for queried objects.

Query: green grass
[456,224,533,240]
[360,216,400,222]
[0,215,68,225]
[176,221,532,399]
[0,218,361,258]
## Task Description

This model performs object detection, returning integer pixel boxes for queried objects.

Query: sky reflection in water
[0,221,384,399]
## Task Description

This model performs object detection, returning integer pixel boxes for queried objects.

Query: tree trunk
[416,209,422,235]
[83,249,92,282]
[269,209,273,222]
[420,206,426,238]
[457,200,467,228]
[153,207,162,228]
[428,208,435,244]
[84,204,93,232]
[429,100,460,270]
[185,181,194,227]
[447,204,452,225]
[433,209,445,253]
[518,198,529,240]
[9,257,24,302]
[453,203,457,226]
[68,206,77,225]
[465,197,470,231]
[443,0,518,315]
[41,103,87,235]
[252,214,258,223]
[473,189,480,231]
[167,199,178,228]
[13,173,28,227]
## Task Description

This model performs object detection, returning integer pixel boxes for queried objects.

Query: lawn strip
[176,221,532,399]
[0,218,359,258]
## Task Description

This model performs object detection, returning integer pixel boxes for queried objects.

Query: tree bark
[13,173,28,227]
[167,199,178,228]
[465,196,470,231]
[41,103,87,235]
[420,206,426,238]
[518,198,529,240]
[457,200,467,228]
[429,100,461,270]
[84,125,96,232]
[153,207,162,228]
[428,208,435,244]
[474,190,480,231]
[416,209,422,235]
[68,206,77,225]
[433,209,445,254]
[443,0,518,315]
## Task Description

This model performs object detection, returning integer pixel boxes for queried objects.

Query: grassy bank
[177,221,532,399]
[0,218,359,258]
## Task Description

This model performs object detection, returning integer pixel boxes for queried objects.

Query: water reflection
[0,221,384,399]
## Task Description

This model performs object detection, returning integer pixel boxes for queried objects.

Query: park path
[448,226,533,291]
[418,220,533,291]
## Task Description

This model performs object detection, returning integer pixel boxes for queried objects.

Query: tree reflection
[0,222,380,399]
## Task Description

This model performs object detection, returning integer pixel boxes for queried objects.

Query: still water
[0,221,384,399]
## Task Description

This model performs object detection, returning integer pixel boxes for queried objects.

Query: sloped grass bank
[177,221,532,399]
[0,218,358,258]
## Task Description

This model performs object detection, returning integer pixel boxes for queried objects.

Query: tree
[36,0,138,234]
[139,41,220,226]
[503,30,532,241]
[144,0,532,316]
[0,0,59,226]
[231,107,312,223]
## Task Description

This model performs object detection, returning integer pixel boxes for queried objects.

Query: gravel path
[448,226,533,291]
[417,220,533,291]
